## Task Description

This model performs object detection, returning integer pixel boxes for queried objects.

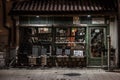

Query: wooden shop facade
[9,0,118,67]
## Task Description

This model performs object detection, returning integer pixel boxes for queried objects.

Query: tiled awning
[10,0,117,15]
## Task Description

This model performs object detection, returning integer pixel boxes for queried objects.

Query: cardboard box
[0,52,5,59]
[41,55,47,66]
[0,55,4,59]
[28,57,36,65]
[0,59,5,67]
[56,48,62,55]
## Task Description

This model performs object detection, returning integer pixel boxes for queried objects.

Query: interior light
[36,16,39,18]
[87,15,91,18]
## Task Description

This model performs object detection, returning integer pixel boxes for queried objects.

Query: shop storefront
[9,0,118,67]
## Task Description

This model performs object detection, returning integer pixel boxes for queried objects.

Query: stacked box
[41,48,47,55]
[28,56,36,65]
[65,49,70,55]
[41,55,47,66]
[0,55,4,59]
[0,59,5,67]
[32,46,40,57]
[56,48,62,55]
[0,52,5,67]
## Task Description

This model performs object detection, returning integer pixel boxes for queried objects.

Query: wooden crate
[28,56,36,66]
[41,55,47,66]
[0,59,5,67]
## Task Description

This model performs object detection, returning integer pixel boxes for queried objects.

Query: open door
[88,27,107,67]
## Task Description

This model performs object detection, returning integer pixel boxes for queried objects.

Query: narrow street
[0,0,120,80]
[0,68,120,80]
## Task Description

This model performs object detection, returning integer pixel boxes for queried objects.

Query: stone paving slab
[0,68,120,80]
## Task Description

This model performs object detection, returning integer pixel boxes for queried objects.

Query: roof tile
[11,0,117,15]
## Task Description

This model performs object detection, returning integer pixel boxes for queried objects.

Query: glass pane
[38,28,51,33]
[29,17,40,24]
[55,27,86,56]
[53,17,73,24]
[90,28,105,57]
[56,27,70,36]
[72,28,86,43]
[19,16,29,24]
[80,16,92,24]
[56,37,70,43]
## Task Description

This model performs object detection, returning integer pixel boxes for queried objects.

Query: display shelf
[55,27,86,56]
[55,42,86,44]
[20,27,53,56]
[19,27,86,59]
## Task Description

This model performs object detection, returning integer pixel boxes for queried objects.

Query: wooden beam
[117,0,120,68]
[2,0,11,47]
[11,16,16,46]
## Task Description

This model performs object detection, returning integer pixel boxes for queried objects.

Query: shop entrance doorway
[87,26,107,67]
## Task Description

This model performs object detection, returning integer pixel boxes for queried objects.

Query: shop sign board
[92,18,105,24]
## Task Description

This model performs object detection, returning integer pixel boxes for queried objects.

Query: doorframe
[86,24,109,67]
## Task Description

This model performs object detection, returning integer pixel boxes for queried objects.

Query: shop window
[19,16,73,25]
[19,16,29,24]
[80,16,92,24]
[90,28,105,57]
[53,17,73,24]
[29,17,47,24]
[19,27,52,56]
[55,27,86,56]
[29,17,40,24]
